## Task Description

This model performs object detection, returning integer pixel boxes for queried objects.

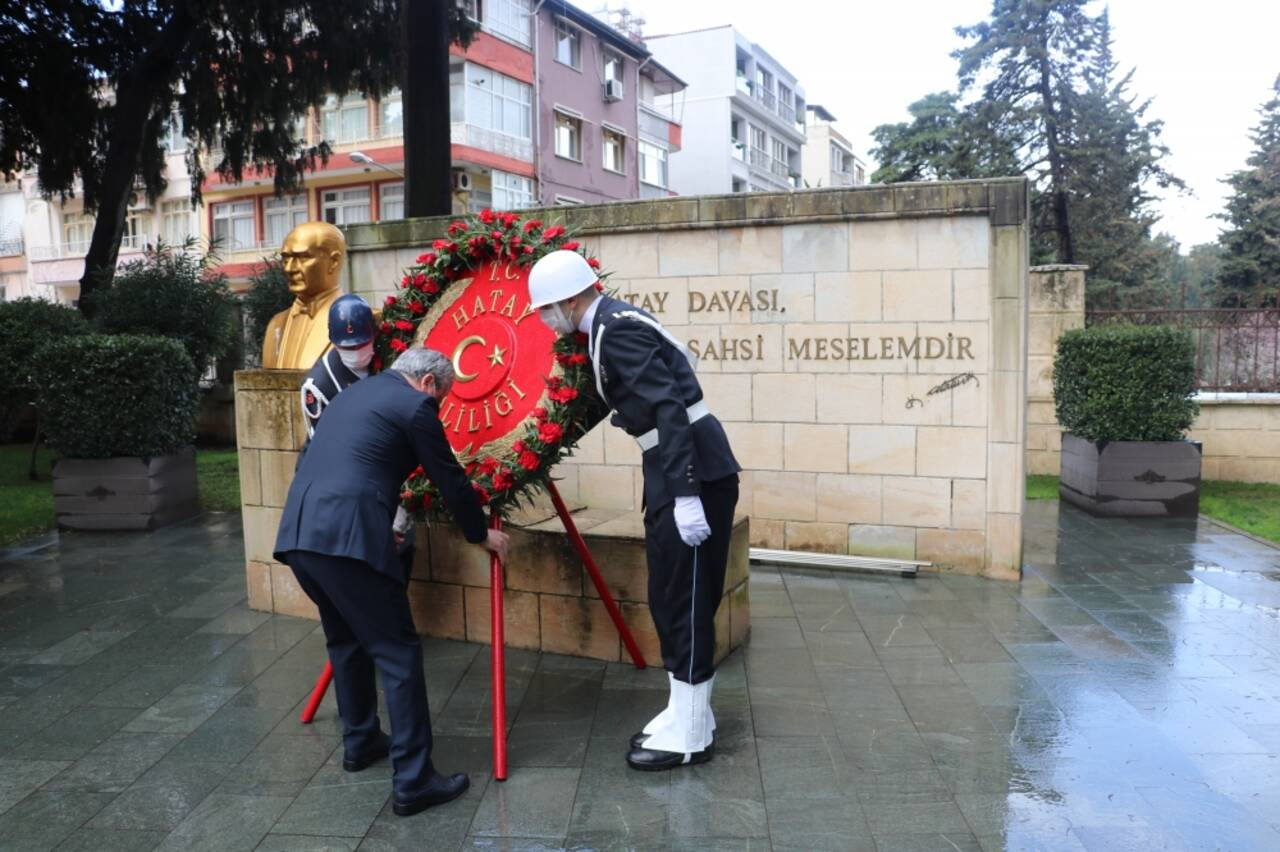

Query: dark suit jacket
[592,295,740,511]
[274,370,487,579]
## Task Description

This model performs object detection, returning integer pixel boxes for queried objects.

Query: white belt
[635,401,710,452]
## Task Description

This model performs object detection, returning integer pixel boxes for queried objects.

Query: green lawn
[0,443,57,546]
[0,443,242,546]
[1028,473,1280,545]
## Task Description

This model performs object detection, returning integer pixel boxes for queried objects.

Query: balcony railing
[754,87,777,112]
[777,101,795,124]
[830,171,856,187]
[451,122,533,163]
[0,237,22,257]
[749,147,770,170]
[29,233,149,261]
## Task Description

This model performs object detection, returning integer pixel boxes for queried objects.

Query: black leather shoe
[626,743,714,772]
[392,772,470,816]
[342,732,391,772]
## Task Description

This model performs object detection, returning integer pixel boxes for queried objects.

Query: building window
[483,0,532,47]
[62,212,94,255]
[603,50,624,86]
[321,93,370,144]
[322,187,371,226]
[380,89,403,137]
[123,212,150,250]
[639,141,666,188]
[264,194,308,247]
[555,20,581,69]
[465,64,533,140]
[380,182,405,220]
[160,199,195,246]
[492,170,534,210]
[602,127,625,173]
[555,111,582,161]
[732,178,747,193]
[163,113,186,153]
[211,201,255,250]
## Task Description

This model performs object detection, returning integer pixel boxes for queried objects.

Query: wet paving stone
[0,504,1278,848]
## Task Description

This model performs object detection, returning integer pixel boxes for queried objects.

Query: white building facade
[646,25,806,196]
[801,104,866,190]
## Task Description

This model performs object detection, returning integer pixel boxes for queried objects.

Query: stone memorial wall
[343,179,1032,579]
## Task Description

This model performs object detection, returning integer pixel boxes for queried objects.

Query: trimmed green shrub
[87,247,235,379]
[241,261,294,365]
[0,298,90,438]
[1054,323,1199,442]
[35,335,198,458]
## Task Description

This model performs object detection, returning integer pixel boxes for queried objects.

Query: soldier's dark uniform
[301,348,362,439]
[588,293,741,766]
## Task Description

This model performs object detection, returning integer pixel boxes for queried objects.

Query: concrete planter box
[52,448,200,530]
[1059,432,1202,518]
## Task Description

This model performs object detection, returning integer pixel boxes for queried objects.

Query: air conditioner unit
[603,79,624,102]
[451,170,473,192]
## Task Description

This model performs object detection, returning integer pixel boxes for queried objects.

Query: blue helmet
[328,294,375,347]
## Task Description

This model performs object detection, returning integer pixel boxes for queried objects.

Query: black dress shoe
[392,772,470,816]
[626,743,714,772]
[342,732,391,772]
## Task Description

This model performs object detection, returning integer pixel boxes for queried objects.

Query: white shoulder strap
[590,310,698,407]
[321,349,342,388]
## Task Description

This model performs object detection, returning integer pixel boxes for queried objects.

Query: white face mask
[338,343,374,372]
[539,303,575,335]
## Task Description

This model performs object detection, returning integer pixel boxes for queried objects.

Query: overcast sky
[623,0,1279,250]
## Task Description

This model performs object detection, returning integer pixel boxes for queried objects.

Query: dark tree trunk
[1036,32,1074,264]
[403,0,453,218]
[77,8,194,316]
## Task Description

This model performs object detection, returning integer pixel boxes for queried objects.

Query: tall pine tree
[1217,75,1280,307]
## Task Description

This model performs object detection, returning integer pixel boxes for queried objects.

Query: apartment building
[0,123,196,304]
[801,105,866,189]
[0,0,688,299]
[646,25,806,196]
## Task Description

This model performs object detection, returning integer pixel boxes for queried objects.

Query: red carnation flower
[512,440,526,454]
[415,252,431,264]
[400,275,410,289]
[433,238,450,250]
[372,356,382,372]
[522,245,534,254]
[532,406,547,420]
[408,300,425,316]
[468,235,485,249]
[379,321,392,334]
[446,241,459,252]
[587,257,601,269]
[594,281,605,292]
[390,338,408,353]
[542,225,565,241]
[562,240,579,251]
[384,295,396,307]
[538,421,564,444]
[573,332,589,346]
[479,208,496,224]
[412,465,425,478]
[448,222,465,236]
[401,489,415,501]
[547,375,563,389]
[518,450,540,471]
[492,467,515,491]
[472,482,491,505]
[424,281,440,295]
[567,352,588,366]
[523,219,543,233]
[551,386,579,403]
[424,252,437,265]
[394,319,414,331]
[477,456,499,475]
[490,230,503,241]
[413,273,427,288]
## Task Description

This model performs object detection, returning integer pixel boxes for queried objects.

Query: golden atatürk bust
[261,221,347,369]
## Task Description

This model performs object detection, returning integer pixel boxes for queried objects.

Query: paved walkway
[1,502,1279,851]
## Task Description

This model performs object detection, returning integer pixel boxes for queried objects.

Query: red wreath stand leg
[301,485,648,784]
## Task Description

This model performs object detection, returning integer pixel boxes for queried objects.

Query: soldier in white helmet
[529,249,741,771]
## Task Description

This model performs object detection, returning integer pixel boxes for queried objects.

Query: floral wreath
[373,209,609,520]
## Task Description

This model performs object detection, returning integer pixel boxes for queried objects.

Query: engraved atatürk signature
[927,372,980,397]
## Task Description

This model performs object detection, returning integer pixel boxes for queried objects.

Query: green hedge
[0,298,90,438]
[35,335,198,458]
[87,249,235,379]
[1053,323,1199,442]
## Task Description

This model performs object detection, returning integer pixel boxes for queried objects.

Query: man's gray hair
[390,346,455,388]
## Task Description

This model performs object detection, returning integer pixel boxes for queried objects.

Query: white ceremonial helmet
[528,249,598,308]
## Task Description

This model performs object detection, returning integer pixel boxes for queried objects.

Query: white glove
[673,496,711,547]
[392,505,414,536]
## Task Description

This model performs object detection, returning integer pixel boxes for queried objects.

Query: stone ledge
[235,369,307,392]
[1194,392,1280,406]
[341,178,1030,252]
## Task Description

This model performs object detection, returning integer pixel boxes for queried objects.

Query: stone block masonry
[342,179,1032,580]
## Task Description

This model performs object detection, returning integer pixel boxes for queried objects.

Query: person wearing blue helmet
[300,293,377,439]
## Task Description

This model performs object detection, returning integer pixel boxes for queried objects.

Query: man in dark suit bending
[274,346,509,815]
